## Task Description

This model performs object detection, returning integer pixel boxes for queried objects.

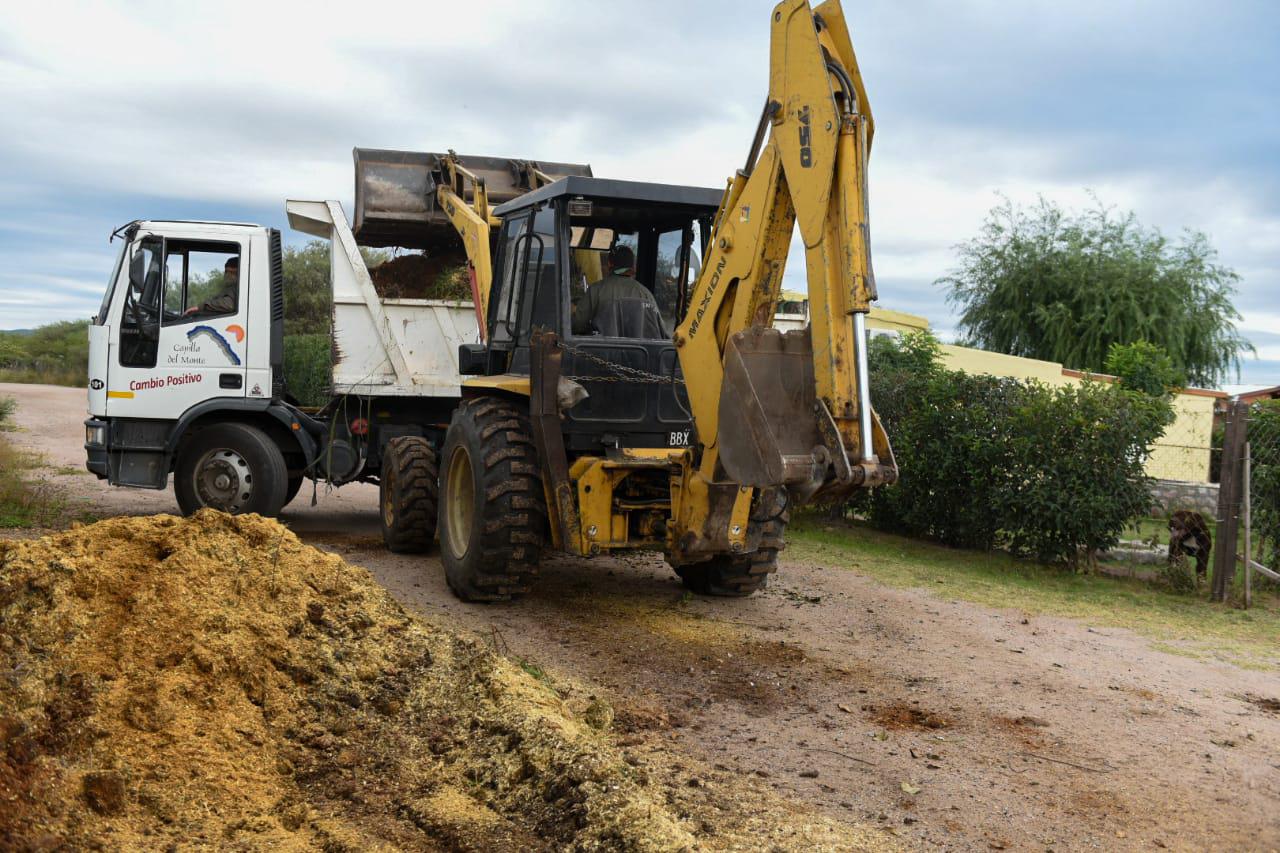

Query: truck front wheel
[174,423,289,517]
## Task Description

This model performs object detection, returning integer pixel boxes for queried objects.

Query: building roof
[1236,384,1280,402]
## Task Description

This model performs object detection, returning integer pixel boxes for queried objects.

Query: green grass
[0,396,80,528]
[0,367,83,387]
[789,512,1280,671]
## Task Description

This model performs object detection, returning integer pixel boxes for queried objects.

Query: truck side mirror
[129,247,146,290]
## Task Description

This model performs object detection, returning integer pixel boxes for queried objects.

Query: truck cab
[84,220,306,512]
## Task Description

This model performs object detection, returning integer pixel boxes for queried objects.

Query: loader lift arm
[674,0,896,511]
[434,151,590,341]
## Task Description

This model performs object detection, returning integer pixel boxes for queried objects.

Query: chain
[559,341,685,386]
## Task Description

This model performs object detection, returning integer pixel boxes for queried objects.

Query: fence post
[1243,442,1252,609]
[1211,400,1248,602]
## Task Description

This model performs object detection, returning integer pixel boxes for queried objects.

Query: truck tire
[438,397,547,602]
[284,475,305,507]
[674,487,789,597]
[380,436,438,553]
[174,422,289,517]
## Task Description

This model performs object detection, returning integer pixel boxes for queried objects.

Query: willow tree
[938,196,1252,387]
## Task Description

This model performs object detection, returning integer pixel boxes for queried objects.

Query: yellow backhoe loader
[415,0,897,600]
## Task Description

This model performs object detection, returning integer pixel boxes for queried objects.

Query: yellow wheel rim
[445,444,474,559]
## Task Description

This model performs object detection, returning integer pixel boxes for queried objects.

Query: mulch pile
[0,512,889,851]
[0,512,691,850]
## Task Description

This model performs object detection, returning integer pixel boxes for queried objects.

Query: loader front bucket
[352,148,592,250]
[716,326,896,503]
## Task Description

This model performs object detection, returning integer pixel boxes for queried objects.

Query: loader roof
[491,176,724,217]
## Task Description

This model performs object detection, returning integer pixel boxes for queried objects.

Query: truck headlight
[86,424,107,446]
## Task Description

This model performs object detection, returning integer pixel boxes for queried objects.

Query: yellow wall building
[863,307,1222,483]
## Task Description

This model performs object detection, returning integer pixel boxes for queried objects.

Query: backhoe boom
[674,0,896,521]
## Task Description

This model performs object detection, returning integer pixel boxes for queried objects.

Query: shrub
[1159,554,1198,594]
[859,333,1173,566]
[283,334,331,408]
[1105,340,1185,397]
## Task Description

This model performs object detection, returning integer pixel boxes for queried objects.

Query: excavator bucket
[352,148,592,250]
[717,327,824,487]
[717,326,895,502]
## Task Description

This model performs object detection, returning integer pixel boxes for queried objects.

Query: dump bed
[286,199,477,398]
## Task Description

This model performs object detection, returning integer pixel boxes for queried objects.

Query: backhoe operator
[571,244,660,336]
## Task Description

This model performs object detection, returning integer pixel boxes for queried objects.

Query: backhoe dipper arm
[674,0,895,507]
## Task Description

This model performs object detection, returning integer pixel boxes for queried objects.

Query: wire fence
[1240,405,1280,605]
[1212,400,1280,606]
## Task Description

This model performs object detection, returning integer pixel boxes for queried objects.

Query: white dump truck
[84,150,589,550]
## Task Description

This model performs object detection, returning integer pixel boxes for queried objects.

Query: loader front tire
[380,436,438,553]
[174,423,289,518]
[438,397,547,602]
[674,487,789,597]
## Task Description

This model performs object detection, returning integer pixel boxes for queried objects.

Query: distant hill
[0,329,34,336]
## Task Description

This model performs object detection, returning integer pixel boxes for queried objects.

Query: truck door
[107,234,249,419]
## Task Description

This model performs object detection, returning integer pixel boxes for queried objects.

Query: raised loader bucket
[352,148,592,250]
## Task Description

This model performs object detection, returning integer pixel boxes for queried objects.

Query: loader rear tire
[675,487,789,597]
[174,423,289,518]
[438,397,547,602]
[380,436,438,553]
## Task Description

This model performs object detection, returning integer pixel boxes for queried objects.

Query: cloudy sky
[2,0,1276,389]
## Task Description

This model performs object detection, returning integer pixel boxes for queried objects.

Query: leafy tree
[1104,340,1184,397]
[939,196,1252,387]
[282,240,335,336]
[868,329,943,376]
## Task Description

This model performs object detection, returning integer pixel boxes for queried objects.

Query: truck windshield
[94,240,128,325]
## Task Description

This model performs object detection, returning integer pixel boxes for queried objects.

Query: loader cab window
[491,207,557,348]
[118,237,164,367]
[567,204,707,340]
[162,241,241,325]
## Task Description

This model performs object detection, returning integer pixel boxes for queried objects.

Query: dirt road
[5,382,1280,851]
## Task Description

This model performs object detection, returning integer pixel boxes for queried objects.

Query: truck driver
[183,256,239,318]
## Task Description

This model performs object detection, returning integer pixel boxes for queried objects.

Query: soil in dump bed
[369,252,471,302]
[0,512,884,852]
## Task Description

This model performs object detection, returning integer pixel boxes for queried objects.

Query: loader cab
[475,176,722,454]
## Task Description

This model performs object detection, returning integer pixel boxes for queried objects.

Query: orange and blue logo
[225,324,245,343]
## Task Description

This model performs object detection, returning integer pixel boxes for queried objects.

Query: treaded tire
[284,475,305,507]
[438,397,547,602]
[675,487,789,597]
[380,436,439,553]
[174,422,289,518]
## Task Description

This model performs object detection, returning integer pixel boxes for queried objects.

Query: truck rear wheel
[438,397,547,602]
[174,422,289,517]
[380,436,438,553]
[674,488,789,597]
